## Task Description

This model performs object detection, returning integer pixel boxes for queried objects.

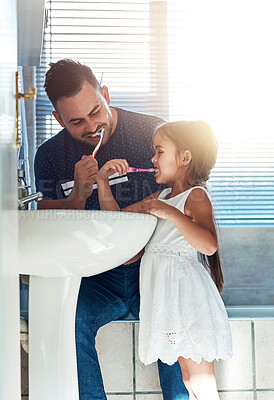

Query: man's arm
[35,147,98,210]
[37,186,86,209]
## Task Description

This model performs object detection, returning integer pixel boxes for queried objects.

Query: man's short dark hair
[44,59,101,109]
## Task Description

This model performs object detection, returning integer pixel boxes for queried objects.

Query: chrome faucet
[17,164,43,210]
[18,192,43,210]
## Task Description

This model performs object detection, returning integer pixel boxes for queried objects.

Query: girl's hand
[97,159,129,180]
[140,199,175,219]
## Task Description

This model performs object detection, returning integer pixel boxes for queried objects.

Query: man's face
[52,80,113,147]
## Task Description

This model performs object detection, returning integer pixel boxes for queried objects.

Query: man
[35,59,188,400]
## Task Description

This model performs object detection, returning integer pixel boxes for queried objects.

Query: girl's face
[151,132,183,184]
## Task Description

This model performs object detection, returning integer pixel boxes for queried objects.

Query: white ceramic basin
[19,209,157,277]
[18,209,157,400]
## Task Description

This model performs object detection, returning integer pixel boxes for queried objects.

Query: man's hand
[73,155,98,202]
[97,159,129,181]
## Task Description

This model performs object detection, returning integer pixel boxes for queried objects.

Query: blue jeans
[75,264,189,400]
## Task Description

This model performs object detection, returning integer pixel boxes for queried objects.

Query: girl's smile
[154,168,160,177]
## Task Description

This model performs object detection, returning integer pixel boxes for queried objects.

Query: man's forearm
[37,187,86,210]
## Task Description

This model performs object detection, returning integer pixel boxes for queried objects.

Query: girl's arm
[97,178,120,211]
[170,188,217,255]
[97,159,128,211]
[141,188,218,256]
[97,158,161,265]
[97,159,162,212]
[121,190,162,212]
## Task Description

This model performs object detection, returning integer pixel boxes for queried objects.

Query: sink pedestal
[19,210,157,400]
[29,276,81,400]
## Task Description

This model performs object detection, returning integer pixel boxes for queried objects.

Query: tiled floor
[21,320,274,399]
[255,321,274,389]
[134,324,161,392]
[135,396,163,400]
[97,323,134,393]
[215,321,253,390]
[257,392,274,400]
[219,393,254,400]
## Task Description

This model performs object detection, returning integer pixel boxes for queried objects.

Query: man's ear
[101,85,110,105]
[181,150,192,166]
[52,111,65,128]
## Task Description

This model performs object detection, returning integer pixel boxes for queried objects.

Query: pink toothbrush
[128,167,156,173]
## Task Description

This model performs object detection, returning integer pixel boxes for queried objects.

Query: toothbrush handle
[92,128,105,158]
[109,167,155,174]
[128,167,155,173]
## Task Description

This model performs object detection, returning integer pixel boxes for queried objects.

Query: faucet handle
[18,192,43,210]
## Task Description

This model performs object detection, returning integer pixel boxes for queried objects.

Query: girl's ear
[181,150,192,166]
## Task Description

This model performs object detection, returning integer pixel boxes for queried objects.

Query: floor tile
[255,321,274,389]
[257,391,274,399]
[219,392,253,400]
[97,322,133,393]
[135,324,161,392]
[215,321,253,390]
[136,395,163,400]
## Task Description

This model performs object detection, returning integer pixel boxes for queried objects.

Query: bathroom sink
[18,209,157,400]
[19,209,157,277]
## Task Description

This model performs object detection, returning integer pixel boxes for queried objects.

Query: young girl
[96,120,232,400]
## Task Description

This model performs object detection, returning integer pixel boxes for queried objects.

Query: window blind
[36,0,274,225]
[166,0,274,225]
[36,0,168,145]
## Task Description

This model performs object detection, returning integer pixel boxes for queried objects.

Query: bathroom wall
[21,319,274,399]
[220,227,274,306]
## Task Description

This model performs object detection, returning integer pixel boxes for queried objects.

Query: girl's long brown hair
[156,120,224,293]
[200,252,224,293]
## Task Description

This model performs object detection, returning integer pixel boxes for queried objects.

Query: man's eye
[72,120,82,126]
[90,109,100,117]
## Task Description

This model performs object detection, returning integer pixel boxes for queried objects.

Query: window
[36,0,168,143]
[36,0,274,225]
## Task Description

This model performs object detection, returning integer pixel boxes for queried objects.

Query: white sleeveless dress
[138,186,232,366]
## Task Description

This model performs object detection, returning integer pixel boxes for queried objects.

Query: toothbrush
[128,167,156,173]
[92,128,105,158]
[109,167,156,174]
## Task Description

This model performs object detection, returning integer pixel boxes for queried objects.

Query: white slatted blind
[36,0,274,224]
[167,0,274,224]
[36,0,168,145]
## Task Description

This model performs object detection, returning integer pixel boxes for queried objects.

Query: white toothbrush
[92,128,105,158]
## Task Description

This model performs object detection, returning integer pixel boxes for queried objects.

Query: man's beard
[70,117,113,148]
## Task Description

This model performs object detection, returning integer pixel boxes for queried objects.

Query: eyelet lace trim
[139,324,233,365]
[145,244,196,259]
